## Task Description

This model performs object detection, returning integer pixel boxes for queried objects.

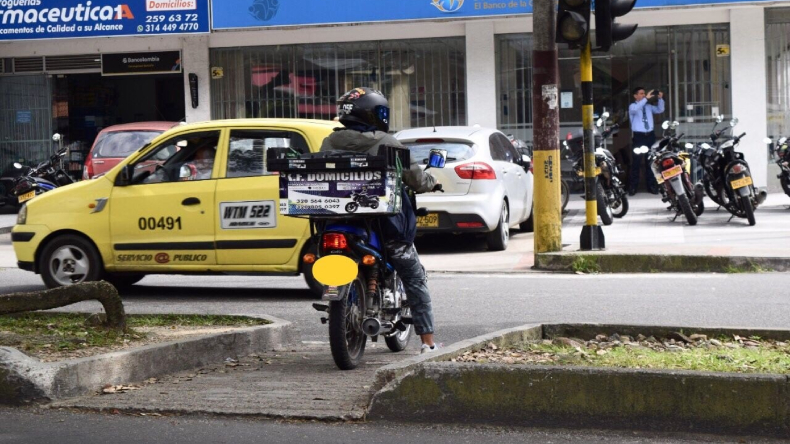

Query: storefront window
[766,8,790,139]
[0,75,54,173]
[497,24,731,153]
[210,38,466,131]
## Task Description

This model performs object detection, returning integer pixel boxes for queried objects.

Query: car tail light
[455,162,496,180]
[566,132,573,140]
[322,233,348,251]
[730,164,745,174]
[662,158,675,169]
[83,152,94,180]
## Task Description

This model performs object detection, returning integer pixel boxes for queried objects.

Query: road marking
[428,273,723,280]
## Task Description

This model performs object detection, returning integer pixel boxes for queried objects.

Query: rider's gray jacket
[319,129,436,193]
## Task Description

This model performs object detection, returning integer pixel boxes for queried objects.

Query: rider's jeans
[385,241,434,336]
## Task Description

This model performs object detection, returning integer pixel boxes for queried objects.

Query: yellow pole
[579,40,605,249]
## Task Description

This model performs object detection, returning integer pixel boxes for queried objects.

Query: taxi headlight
[17,204,27,225]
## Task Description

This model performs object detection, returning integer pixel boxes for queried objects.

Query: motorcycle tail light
[362,255,376,265]
[322,233,348,251]
[662,158,675,169]
[302,253,316,264]
[730,164,745,174]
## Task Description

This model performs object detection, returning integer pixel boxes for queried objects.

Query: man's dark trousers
[630,131,657,194]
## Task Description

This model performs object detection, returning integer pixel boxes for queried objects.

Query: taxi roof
[176,118,343,131]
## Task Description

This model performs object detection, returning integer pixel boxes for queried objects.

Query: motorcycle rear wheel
[596,183,614,226]
[678,194,697,226]
[561,180,570,212]
[385,306,412,352]
[780,174,790,197]
[704,179,726,207]
[328,275,367,370]
[741,195,756,226]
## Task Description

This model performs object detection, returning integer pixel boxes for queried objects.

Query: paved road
[1,406,786,444]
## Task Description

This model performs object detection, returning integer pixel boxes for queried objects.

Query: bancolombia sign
[0,0,209,41]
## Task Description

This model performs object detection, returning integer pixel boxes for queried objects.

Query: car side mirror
[425,148,447,169]
[716,115,724,123]
[730,118,739,127]
[118,165,134,185]
[521,155,531,171]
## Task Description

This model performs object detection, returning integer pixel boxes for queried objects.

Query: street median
[368,323,790,438]
[0,313,298,405]
[535,251,790,273]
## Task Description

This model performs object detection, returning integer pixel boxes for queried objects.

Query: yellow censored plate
[312,255,358,286]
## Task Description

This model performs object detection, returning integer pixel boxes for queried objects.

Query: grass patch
[0,313,267,355]
[514,342,790,374]
[571,255,600,274]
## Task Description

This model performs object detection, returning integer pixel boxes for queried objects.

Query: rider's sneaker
[420,343,443,354]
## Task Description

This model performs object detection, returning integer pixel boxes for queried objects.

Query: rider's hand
[432,183,443,193]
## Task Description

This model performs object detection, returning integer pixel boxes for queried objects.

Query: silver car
[395,126,534,251]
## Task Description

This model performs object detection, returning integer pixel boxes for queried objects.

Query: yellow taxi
[11,119,341,294]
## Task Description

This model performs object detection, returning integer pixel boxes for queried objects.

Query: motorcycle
[695,115,737,208]
[11,144,74,206]
[767,135,790,198]
[563,112,629,225]
[637,121,704,225]
[694,117,766,225]
[0,161,30,208]
[345,189,380,213]
[273,146,445,370]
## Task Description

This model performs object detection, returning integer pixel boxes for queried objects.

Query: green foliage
[571,255,601,274]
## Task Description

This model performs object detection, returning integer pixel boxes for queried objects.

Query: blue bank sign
[0,0,209,41]
[211,0,532,30]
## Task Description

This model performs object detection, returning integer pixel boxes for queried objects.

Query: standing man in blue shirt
[628,87,664,195]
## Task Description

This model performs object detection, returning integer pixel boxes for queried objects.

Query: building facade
[1,0,788,187]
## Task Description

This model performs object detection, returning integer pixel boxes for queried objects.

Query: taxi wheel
[39,234,103,289]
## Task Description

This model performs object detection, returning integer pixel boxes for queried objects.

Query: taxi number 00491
[138,216,182,231]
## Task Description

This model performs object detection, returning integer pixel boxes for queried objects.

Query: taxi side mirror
[117,165,134,186]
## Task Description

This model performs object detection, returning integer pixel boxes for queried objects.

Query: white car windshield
[93,130,162,158]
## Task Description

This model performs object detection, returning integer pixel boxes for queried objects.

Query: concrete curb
[535,252,790,273]
[0,313,298,405]
[368,323,790,438]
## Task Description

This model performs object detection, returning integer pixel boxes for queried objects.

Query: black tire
[486,201,509,251]
[345,202,358,213]
[693,197,705,216]
[561,180,570,212]
[596,183,614,226]
[519,204,534,232]
[612,195,629,218]
[105,274,145,289]
[370,201,379,209]
[704,179,725,207]
[678,194,697,226]
[301,241,323,298]
[780,174,790,198]
[328,275,367,370]
[742,195,756,226]
[385,304,412,352]
[39,234,104,289]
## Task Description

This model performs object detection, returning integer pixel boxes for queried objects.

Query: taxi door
[109,130,221,268]
[213,128,311,266]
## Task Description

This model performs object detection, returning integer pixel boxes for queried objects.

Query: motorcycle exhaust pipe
[756,188,768,205]
[361,318,395,336]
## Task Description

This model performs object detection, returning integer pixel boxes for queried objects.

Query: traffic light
[594,0,638,51]
[556,0,591,49]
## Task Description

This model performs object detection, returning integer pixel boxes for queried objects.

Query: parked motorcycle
[11,144,74,206]
[637,121,704,225]
[695,115,737,208]
[0,161,30,208]
[345,189,380,213]
[767,136,790,198]
[563,112,629,225]
[274,146,444,370]
[694,117,766,225]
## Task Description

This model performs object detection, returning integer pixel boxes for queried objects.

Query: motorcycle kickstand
[727,213,736,223]
[670,211,680,222]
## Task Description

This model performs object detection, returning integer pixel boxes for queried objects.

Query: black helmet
[337,87,390,132]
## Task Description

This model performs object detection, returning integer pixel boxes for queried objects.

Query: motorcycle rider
[320,87,441,353]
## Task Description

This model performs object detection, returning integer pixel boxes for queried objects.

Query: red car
[83,121,180,180]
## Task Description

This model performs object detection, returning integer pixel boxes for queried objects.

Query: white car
[395,126,534,251]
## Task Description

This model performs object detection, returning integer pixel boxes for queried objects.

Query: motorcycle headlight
[17,204,27,225]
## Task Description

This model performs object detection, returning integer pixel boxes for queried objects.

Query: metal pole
[579,40,605,250]
[532,0,562,255]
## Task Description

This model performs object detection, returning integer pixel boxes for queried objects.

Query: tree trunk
[0,281,126,331]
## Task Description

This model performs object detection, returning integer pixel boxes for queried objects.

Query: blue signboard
[0,0,210,41]
[16,110,32,124]
[212,0,532,30]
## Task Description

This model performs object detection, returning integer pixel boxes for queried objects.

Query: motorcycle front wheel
[612,195,629,218]
[780,174,790,197]
[345,202,359,213]
[328,274,367,370]
[596,183,614,225]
